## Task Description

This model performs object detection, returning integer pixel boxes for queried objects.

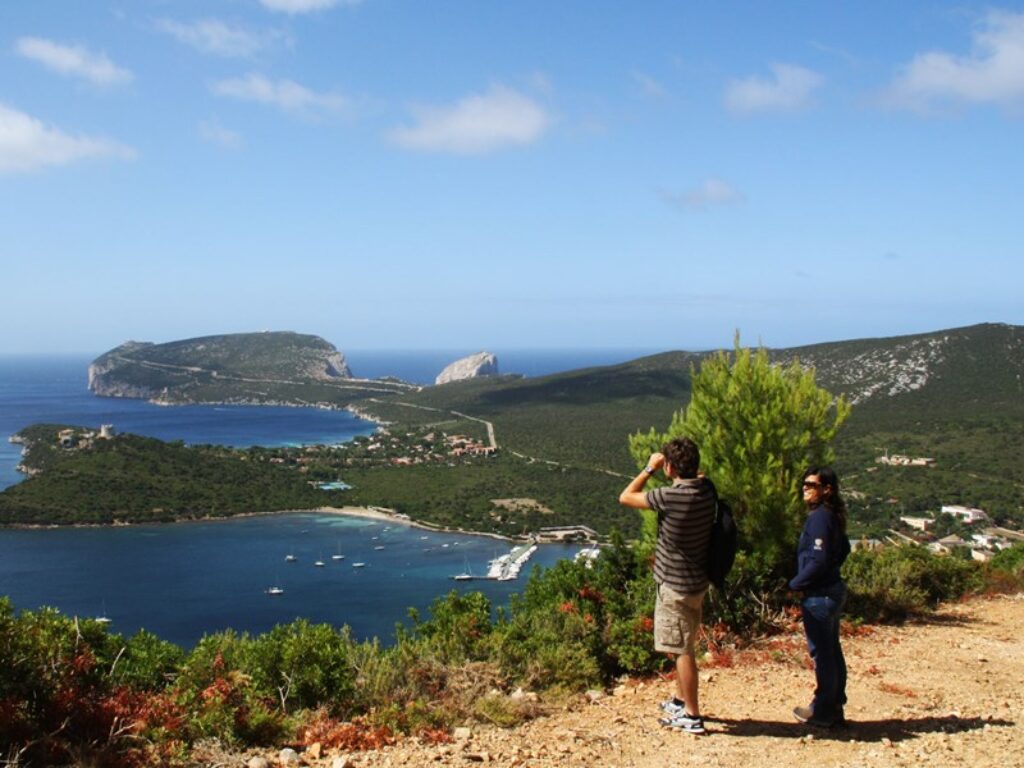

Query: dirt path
[224,593,1024,768]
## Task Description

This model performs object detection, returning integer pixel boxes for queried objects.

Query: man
[619,437,716,734]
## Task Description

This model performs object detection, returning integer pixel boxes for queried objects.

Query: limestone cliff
[435,352,499,385]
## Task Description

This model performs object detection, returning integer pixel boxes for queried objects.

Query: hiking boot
[659,711,705,734]
[792,705,837,728]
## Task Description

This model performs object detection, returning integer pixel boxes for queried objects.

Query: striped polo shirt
[646,477,716,594]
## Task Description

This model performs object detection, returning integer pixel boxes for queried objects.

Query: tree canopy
[629,338,850,569]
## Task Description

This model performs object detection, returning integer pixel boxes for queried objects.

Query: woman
[789,466,851,727]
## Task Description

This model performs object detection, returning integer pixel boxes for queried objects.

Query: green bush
[843,545,982,621]
[246,620,355,715]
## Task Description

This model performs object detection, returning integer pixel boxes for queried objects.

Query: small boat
[265,586,284,596]
[331,553,345,561]
[94,601,112,624]
[420,535,429,540]
[352,562,366,568]
[285,554,297,562]
[373,545,385,551]
[451,558,475,581]
[314,559,326,567]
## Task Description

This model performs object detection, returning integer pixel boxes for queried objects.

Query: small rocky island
[435,351,499,385]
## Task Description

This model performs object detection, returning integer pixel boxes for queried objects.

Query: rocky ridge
[435,352,499,385]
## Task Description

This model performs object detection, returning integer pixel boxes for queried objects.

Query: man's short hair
[663,437,700,478]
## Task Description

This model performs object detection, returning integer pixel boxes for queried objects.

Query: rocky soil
[207,593,1023,768]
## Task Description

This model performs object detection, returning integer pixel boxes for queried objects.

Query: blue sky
[1,1,1022,354]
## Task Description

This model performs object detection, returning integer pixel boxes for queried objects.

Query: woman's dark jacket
[789,504,851,593]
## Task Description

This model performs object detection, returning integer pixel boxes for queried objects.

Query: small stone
[612,685,627,697]
[307,742,322,760]
[248,758,270,768]
[331,757,355,768]
[881,737,893,748]
[454,727,473,741]
[585,689,604,703]
[278,748,300,767]
[978,656,988,663]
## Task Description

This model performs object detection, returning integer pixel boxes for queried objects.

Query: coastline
[2,505,519,542]
[315,505,518,543]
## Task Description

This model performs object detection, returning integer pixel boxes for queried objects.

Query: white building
[900,515,933,531]
[941,505,989,524]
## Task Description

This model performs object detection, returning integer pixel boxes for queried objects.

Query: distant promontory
[88,332,360,405]
[435,351,499,385]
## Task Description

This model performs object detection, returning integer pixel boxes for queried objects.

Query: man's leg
[675,651,699,716]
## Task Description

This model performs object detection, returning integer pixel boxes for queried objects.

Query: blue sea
[0,349,650,646]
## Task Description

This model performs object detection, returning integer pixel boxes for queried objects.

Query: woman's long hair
[802,466,847,534]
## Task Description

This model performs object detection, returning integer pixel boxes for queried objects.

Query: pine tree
[629,336,850,570]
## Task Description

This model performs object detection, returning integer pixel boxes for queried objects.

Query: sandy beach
[315,504,518,542]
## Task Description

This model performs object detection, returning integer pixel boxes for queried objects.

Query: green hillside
[0,425,339,525]
[5,323,1022,534]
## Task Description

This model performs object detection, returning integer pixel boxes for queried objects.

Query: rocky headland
[435,352,499,385]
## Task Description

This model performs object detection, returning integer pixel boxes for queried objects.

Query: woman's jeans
[801,582,847,720]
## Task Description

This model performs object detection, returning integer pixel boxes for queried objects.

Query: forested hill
[87,332,414,403]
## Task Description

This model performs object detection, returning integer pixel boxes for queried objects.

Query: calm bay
[0,351,648,646]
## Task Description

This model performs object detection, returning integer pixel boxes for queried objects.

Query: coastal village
[856,451,1024,562]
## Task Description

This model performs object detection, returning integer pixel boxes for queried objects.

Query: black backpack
[707,491,738,591]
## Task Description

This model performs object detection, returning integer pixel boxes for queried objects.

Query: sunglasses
[802,481,823,489]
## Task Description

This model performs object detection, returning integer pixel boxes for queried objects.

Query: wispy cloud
[198,119,244,149]
[0,102,135,174]
[724,63,823,114]
[660,178,744,211]
[259,0,360,14]
[885,10,1024,112]
[157,18,281,58]
[633,71,667,99]
[210,73,348,116]
[389,85,550,155]
[14,37,133,86]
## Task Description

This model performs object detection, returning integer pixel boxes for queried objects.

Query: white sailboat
[451,558,474,581]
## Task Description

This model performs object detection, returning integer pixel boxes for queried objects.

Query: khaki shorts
[654,582,706,656]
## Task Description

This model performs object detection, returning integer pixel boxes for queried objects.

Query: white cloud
[157,18,275,58]
[724,63,823,114]
[660,178,744,211]
[0,102,135,174]
[633,71,667,99]
[259,0,359,14]
[210,73,348,115]
[198,119,244,149]
[389,85,550,154]
[14,37,133,86]
[887,10,1024,111]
